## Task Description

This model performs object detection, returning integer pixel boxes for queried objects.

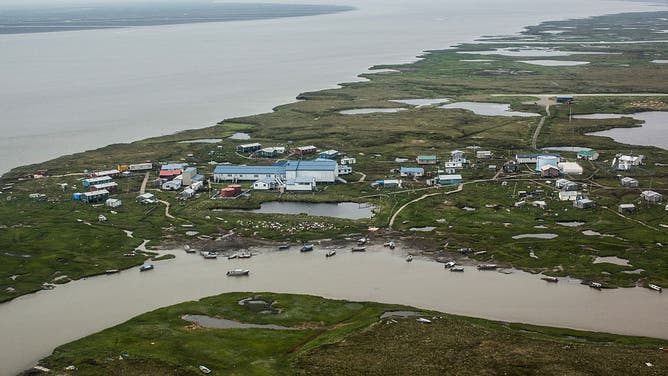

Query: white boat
[199,365,211,374]
[227,253,238,259]
[450,266,464,272]
[139,264,154,272]
[326,250,336,258]
[590,282,602,289]
[415,318,432,324]
[406,255,413,262]
[203,251,218,259]
[649,284,662,292]
[351,246,366,252]
[105,269,120,274]
[226,269,250,276]
[184,245,195,253]
[238,251,252,259]
[541,276,559,283]
[444,261,456,268]
[357,238,367,245]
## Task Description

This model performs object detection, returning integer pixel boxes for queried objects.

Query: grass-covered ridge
[37,292,668,375]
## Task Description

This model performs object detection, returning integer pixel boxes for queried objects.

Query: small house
[105,198,122,208]
[476,150,492,159]
[253,178,279,191]
[444,161,463,170]
[159,170,182,180]
[540,165,560,178]
[162,179,182,191]
[558,162,583,175]
[337,165,353,175]
[577,150,599,161]
[641,190,663,203]
[620,177,639,188]
[451,150,466,163]
[318,150,340,160]
[136,193,156,204]
[503,162,520,173]
[82,176,112,187]
[93,169,120,178]
[400,167,425,178]
[128,162,153,171]
[618,203,637,214]
[558,191,581,201]
[90,182,119,193]
[531,200,547,209]
[81,189,109,203]
[516,153,539,164]
[555,179,573,189]
[180,188,196,199]
[438,174,462,185]
[160,163,186,171]
[574,198,595,209]
[256,147,285,158]
[293,145,317,155]
[190,181,204,192]
[417,155,438,165]
[373,179,402,188]
[340,157,357,165]
[536,155,560,172]
[286,177,316,192]
[236,143,262,153]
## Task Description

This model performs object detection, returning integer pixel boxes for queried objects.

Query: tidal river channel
[1,245,667,374]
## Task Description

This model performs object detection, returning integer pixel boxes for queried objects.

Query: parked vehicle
[139,264,154,272]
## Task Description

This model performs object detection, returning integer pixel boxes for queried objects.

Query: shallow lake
[228,132,251,140]
[339,108,406,115]
[181,314,299,330]
[517,60,589,66]
[512,233,559,239]
[458,47,616,57]
[389,98,451,107]
[228,201,374,220]
[440,102,541,117]
[582,111,668,149]
[1,244,667,374]
[178,138,223,143]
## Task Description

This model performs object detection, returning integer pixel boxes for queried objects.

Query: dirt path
[139,172,150,194]
[601,206,661,232]
[531,104,550,150]
[355,171,366,183]
[158,200,175,219]
[388,184,463,229]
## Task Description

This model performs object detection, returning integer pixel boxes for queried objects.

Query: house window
[254,175,259,178]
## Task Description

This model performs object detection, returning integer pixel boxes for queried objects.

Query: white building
[558,191,581,201]
[476,150,492,159]
[284,159,338,183]
[253,178,279,191]
[286,177,316,191]
[162,179,182,191]
[558,162,583,175]
[340,157,357,165]
[338,165,353,175]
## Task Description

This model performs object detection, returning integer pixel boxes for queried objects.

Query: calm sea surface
[0,0,663,174]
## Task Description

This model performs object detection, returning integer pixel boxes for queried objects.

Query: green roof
[417,155,437,160]
[577,150,597,156]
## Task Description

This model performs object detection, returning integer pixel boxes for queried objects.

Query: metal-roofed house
[81,189,109,203]
[213,165,285,182]
[620,177,639,188]
[285,177,316,192]
[437,174,462,185]
[235,143,262,153]
[577,150,599,161]
[641,190,663,203]
[574,198,595,209]
[318,150,340,160]
[400,167,425,178]
[82,176,112,187]
[417,155,438,165]
[284,159,338,183]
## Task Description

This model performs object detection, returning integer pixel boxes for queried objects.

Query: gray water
[229,201,374,219]
[340,108,405,115]
[583,111,668,149]
[1,244,667,374]
[517,60,590,66]
[0,0,662,175]
[512,233,559,239]
[440,102,541,117]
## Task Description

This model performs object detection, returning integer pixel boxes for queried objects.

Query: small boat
[184,245,196,253]
[105,269,120,274]
[227,253,238,259]
[351,246,366,252]
[415,318,432,324]
[406,255,413,262]
[301,244,314,252]
[199,365,211,374]
[278,244,290,250]
[541,276,559,283]
[450,266,465,272]
[477,264,497,270]
[649,284,662,292]
[458,248,472,254]
[203,251,218,259]
[444,261,456,269]
[237,251,252,259]
[383,241,396,249]
[357,238,367,245]
[226,269,250,276]
[326,250,336,258]
[590,282,602,289]
[139,264,154,272]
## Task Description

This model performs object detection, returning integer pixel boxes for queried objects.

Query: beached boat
[357,238,367,245]
[278,244,290,250]
[406,255,413,262]
[541,276,559,283]
[477,264,497,270]
[301,244,314,252]
[139,264,154,272]
[184,245,196,253]
[105,269,120,274]
[227,253,238,259]
[590,282,602,289]
[450,266,464,272]
[326,250,336,258]
[351,246,366,252]
[649,284,662,292]
[226,269,250,276]
[444,261,456,269]
[199,365,211,374]
[383,241,396,249]
[415,318,432,324]
[237,251,252,259]
[203,251,218,259]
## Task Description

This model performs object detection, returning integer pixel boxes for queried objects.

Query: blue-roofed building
[400,167,425,178]
[161,163,186,171]
[213,165,285,182]
[285,159,338,183]
[437,174,462,185]
[318,149,339,160]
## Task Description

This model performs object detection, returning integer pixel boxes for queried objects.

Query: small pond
[229,202,374,220]
[541,146,592,152]
[380,311,421,319]
[512,233,559,240]
[651,60,668,63]
[340,108,406,115]
[557,221,585,227]
[440,102,540,117]
[583,111,668,149]
[389,98,451,107]
[458,47,615,57]
[409,226,436,232]
[178,138,222,144]
[593,256,631,266]
[228,132,251,140]
[181,314,299,330]
[517,60,589,66]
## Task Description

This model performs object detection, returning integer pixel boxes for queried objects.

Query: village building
[517,153,560,164]
[90,182,118,193]
[438,174,463,185]
[159,170,181,180]
[180,188,196,199]
[444,161,463,170]
[620,177,639,188]
[285,159,338,183]
[81,189,109,203]
[540,165,560,178]
[337,165,353,175]
[340,157,357,165]
[318,150,340,160]
[641,190,663,203]
[213,165,285,182]
[476,150,492,159]
[574,198,595,209]
[558,191,581,201]
[92,169,120,178]
[293,145,317,155]
[162,178,182,191]
[253,177,280,191]
[451,150,466,163]
[82,176,112,188]
[285,177,316,192]
[236,143,262,153]
[615,154,644,171]
[536,155,560,172]
[181,167,197,185]
[105,198,122,208]
[577,150,599,161]
[558,162,583,175]
[618,203,637,214]
[256,147,285,158]
[136,193,157,204]
[503,162,520,173]
[161,163,186,171]
[416,155,438,165]
[400,167,425,178]
[372,179,402,188]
